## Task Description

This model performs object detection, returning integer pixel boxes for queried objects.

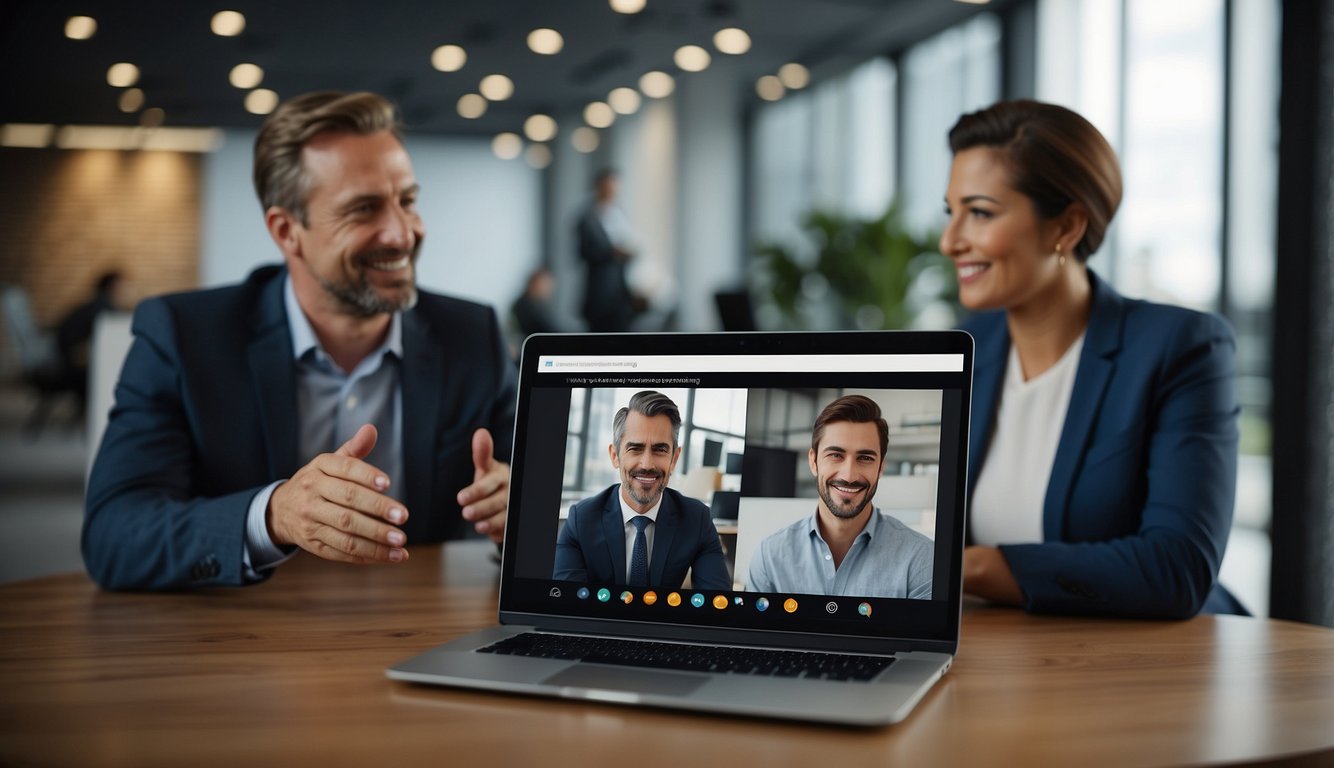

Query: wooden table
[2,541,1332,767]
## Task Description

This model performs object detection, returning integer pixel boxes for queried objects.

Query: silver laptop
[388,330,973,726]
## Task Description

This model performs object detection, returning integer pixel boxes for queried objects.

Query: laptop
[388,330,973,726]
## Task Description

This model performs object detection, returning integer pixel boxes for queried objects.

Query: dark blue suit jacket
[83,265,517,591]
[553,485,730,591]
[963,269,1242,618]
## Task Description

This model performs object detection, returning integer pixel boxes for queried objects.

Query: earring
[1056,243,1066,268]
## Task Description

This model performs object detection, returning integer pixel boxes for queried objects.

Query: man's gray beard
[626,475,666,507]
[318,271,418,317]
[819,481,874,520]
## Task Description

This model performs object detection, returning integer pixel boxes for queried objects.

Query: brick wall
[0,147,201,327]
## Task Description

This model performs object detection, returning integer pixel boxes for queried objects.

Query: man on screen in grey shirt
[747,395,934,599]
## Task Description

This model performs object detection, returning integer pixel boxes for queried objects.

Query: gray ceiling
[0,0,994,136]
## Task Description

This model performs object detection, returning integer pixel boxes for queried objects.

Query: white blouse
[970,333,1085,546]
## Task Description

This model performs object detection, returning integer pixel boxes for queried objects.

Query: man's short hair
[253,91,401,225]
[612,390,681,450]
[811,395,889,458]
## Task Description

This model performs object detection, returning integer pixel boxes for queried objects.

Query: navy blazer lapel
[601,489,628,582]
[247,271,299,479]
[1042,270,1123,541]
[401,309,444,515]
[649,492,680,585]
[967,314,1009,496]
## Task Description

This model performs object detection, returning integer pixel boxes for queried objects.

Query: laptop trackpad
[543,664,707,697]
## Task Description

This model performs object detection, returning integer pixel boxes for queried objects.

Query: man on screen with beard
[553,391,730,591]
[83,91,516,591]
[747,395,934,599]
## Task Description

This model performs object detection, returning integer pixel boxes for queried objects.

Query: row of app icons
[548,586,873,617]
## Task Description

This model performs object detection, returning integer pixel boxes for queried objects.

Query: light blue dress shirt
[242,277,403,577]
[747,508,934,599]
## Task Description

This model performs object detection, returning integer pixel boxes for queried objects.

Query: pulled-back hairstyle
[612,391,682,450]
[253,91,401,225]
[811,395,888,459]
[948,99,1122,261]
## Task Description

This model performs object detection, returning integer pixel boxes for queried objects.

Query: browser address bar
[536,354,963,373]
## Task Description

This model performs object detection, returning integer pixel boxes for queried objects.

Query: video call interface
[502,349,968,641]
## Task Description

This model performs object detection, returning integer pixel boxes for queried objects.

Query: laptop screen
[498,331,971,654]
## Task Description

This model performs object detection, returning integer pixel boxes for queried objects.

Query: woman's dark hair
[948,100,1122,261]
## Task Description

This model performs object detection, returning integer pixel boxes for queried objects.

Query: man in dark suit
[553,391,729,591]
[83,91,516,591]
[576,168,638,332]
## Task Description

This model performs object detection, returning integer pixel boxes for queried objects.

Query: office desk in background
[2,541,1332,767]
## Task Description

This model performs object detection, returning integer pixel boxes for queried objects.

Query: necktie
[628,516,650,586]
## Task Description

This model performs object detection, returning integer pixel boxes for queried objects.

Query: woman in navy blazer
[941,100,1243,618]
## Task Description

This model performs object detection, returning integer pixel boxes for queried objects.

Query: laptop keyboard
[477,632,894,681]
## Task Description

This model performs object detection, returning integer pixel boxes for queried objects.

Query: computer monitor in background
[701,438,723,468]
[709,490,741,522]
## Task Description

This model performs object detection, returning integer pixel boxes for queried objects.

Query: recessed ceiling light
[525,143,552,169]
[639,71,675,99]
[609,0,646,13]
[492,132,522,160]
[713,28,751,55]
[140,107,166,128]
[245,89,279,115]
[211,10,245,37]
[584,102,615,129]
[431,44,467,72]
[608,87,641,115]
[479,74,514,101]
[674,45,711,73]
[527,28,564,55]
[778,62,810,90]
[106,63,139,88]
[229,63,264,89]
[118,88,145,113]
[524,114,557,142]
[65,16,96,40]
[756,75,785,101]
[571,126,599,153]
[457,94,487,119]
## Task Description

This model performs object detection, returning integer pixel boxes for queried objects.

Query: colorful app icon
[620,591,634,604]
[733,596,744,606]
[577,587,590,600]
[755,597,770,612]
[643,591,658,606]
[597,588,611,602]
[690,593,706,608]
[712,595,728,610]
[858,602,873,617]
[825,601,839,614]
[666,592,682,607]
[783,597,799,613]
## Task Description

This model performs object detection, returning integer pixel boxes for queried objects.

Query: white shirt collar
[618,485,663,526]
[283,274,403,366]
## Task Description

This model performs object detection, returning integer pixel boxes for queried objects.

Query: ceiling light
[140,108,165,128]
[756,75,785,101]
[608,87,641,115]
[244,89,279,115]
[229,63,264,89]
[1,124,56,148]
[639,71,675,99]
[457,94,487,119]
[524,114,557,143]
[492,133,522,160]
[674,45,711,73]
[140,127,224,152]
[584,102,615,129]
[778,62,810,90]
[479,74,514,101]
[571,126,600,154]
[610,0,647,13]
[525,143,552,169]
[65,16,96,40]
[431,44,467,72]
[953,0,992,4]
[713,28,751,55]
[527,28,564,55]
[118,88,145,113]
[211,10,245,37]
[106,63,139,88]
